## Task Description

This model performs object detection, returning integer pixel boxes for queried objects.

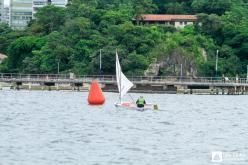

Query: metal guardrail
[0,73,247,85]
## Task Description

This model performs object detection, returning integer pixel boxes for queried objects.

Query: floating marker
[88,80,105,105]
[154,104,159,110]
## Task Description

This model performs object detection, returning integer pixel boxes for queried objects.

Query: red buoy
[88,80,105,105]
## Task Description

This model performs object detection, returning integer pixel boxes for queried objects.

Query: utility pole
[57,61,60,75]
[99,49,103,75]
[215,50,219,78]
[247,65,248,82]
[180,63,183,79]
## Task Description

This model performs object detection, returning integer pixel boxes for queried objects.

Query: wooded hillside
[0,0,248,77]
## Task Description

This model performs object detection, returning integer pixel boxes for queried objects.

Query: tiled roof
[0,53,7,60]
[140,14,197,21]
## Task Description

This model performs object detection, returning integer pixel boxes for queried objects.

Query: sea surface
[0,90,247,165]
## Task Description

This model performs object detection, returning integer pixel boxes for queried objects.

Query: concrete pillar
[216,88,219,95]
[210,86,214,95]
[41,84,44,90]
[183,86,188,94]
[222,88,225,95]
[175,85,180,94]
[29,83,31,90]
[56,83,59,91]
[234,86,237,95]
[71,83,75,91]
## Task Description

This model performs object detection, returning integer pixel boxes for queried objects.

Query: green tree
[38,31,73,73]
[7,36,45,72]
[191,0,232,15]
[0,23,12,35]
[34,5,66,34]
[122,52,149,75]
[0,24,23,54]
[133,0,157,24]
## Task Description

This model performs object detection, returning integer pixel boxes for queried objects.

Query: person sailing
[136,96,146,108]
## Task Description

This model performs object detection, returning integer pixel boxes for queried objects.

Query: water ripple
[0,91,247,165]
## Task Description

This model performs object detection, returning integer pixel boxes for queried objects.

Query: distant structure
[134,14,197,28]
[0,0,3,22]
[50,0,68,7]
[32,0,48,18]
[10,0,32,29]
[32,0,68,18]
[2,6,10,25]
[9,0,68,29]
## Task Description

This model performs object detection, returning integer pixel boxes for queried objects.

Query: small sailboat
[114,52,158,111]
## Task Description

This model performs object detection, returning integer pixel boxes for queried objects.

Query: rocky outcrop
[0,53,7,64]
[144,48,201,77]
[144,63,160,76]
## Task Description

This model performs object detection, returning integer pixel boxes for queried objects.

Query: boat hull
[114,102,158,111]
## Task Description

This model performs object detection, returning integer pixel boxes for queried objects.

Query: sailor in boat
[136,96,146,108]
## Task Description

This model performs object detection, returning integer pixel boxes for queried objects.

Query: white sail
[116,52,134,99]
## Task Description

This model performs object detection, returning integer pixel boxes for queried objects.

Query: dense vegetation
[0,0,248,77]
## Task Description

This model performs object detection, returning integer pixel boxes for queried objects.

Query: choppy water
[0,90,247,165]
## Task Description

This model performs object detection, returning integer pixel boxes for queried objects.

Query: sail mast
[118,50,121,103]
[116,50,121,103]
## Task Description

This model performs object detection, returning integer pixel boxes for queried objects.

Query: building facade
[2,6,10,25]
[0,0,3,22]
[32,0,67,18]
[135,14,197,28]
[9,0,68,29]
[51,0,67,7]
[10,0,32,29]
[32,0,48,18]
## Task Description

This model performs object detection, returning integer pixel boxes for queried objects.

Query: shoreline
[1,85,247,95]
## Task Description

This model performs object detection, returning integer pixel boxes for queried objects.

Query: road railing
[0,73,247,84]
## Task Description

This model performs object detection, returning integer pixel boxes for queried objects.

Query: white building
[0,0,3,22]
[2,6,10,25]
[51,0,67,7]
[9,0,68,29]
[32,0,48,18]
[10,0,32,29]
[32,0,67,18]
